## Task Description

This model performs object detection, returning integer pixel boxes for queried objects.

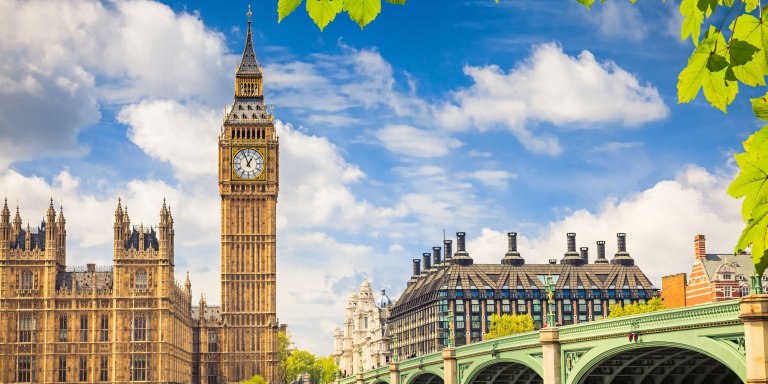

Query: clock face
[233,148,264,179]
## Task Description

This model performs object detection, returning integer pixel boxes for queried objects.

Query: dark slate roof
[192,305,222,322]
[226,98,268,123]
[56,267,114,291]
[124,226,159,251]
[392,262,655,317]
[237,21,261,76]
[700,253,754,281]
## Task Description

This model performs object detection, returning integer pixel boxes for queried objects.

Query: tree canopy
[484,314,535,340]
[278,331,339,384]
[607,297,666,319]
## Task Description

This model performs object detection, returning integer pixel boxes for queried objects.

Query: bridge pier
[741,294,768,384]
[356,372,365,384]
[540,327,561,384]
[443,347,457,384]
[389,361,400,384]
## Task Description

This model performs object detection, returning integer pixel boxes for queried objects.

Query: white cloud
[118,99,221,180]
[435,43,668,154]
[466,165,743,285]
[589,1,648,41]
[461,170,517,188]
[375,125,463,158]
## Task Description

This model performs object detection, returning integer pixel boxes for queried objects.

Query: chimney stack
[694,234,706,261]
[501,232,525,266]
[580,247,589,264]
[452,232,474,266]
[594,240,609,264]
[433,247,441,267]
[422,252,432,271]
[412,259,421,276]
[444,240,453,261]
[561,232,583,265]
[611,233,634,266]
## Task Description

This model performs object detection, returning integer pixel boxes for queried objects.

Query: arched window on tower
[21,270,33,290]
[135,269,147,290]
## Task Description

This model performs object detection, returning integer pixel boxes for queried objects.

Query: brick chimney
[694,234,706,261]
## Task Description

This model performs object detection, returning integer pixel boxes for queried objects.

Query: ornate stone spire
[237,4,261,76]
[1,198,9,225]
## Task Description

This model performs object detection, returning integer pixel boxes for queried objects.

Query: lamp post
[446,309,454,348]
[392,334,398,362]
[545,275,556,328]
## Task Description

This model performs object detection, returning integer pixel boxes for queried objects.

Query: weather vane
[246,4,252,23]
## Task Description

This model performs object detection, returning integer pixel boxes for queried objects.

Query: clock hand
[245,157,252,167]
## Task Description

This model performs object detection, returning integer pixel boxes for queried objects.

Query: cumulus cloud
[467,165,743,285]
[0,0,235,168]
[435,43,668,154]
[588,1,648,41]
[375,125,463,158]
[461,170,517,188]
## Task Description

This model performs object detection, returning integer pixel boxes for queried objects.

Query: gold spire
[247,4,252,24]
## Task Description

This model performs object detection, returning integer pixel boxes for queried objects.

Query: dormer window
[238,105,243,110]
[247,105,252,110]
[722,274,732,280]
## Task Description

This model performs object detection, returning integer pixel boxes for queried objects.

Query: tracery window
[21,270,33,290]
[59,315,67,342]
[135,269,147,290]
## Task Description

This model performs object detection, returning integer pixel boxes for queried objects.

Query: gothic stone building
[0,11,279,384]
[389,232,658,359]
[0,199,194,383]
[333,279,392,377]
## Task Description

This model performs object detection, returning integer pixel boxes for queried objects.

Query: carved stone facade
[191,9,280,384]
[0,199,194,383]
[0,10,279,384]
[333,279,392,377]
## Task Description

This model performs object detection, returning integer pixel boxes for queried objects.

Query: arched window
[21,270,33,290]
[135,269,147,290]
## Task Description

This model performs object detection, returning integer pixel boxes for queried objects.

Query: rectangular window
[532,299,542,314]
[79,357,87,382]
[80,315,88,342]
[501,300,511,314]
[471,300,480,313]
[131,355,149,381]
[133,315,148,342]
[742,285,750,297]
[19,314,34,343]
[517,299,527,314]
[100,315,109,342]
[100,356,108,382]
[207,362,217,384]
[17,356,33,383]
[455,300,465,313]
[563,299,572,313]
[471,315,481,330]
[59,315,68,342]
[456,315,465,329]
[486,300,495,314]
[208,331,219,353]
[724,286,733,297]
[58,357,67,382]
[593,300,603,317]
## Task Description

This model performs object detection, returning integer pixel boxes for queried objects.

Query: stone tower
[218,7,279,383]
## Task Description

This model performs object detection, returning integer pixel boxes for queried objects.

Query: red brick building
[662,234,758,308]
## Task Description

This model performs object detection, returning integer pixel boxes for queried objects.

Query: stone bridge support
[390,362,400,384]
[540,328,561,384]
[741,294,768,384]
[443,348,457,384]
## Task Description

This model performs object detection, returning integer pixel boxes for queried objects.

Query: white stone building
[333,279,393,377]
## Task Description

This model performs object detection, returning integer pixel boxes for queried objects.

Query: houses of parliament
[0,10,279,384]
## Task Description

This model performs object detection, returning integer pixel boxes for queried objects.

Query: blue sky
[0,0,756,354]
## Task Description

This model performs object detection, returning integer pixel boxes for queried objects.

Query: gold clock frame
[231,146,268,182]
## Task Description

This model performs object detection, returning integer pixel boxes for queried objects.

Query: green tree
[312,355,339,384]
[278,331,292,384]
[608,297,666,318]
[286,350,318,384]
[241,374,268,384]
[484,313,535,340]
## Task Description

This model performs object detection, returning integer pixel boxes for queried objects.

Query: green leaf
[746,0,759,12]
[680,0,705,44]
[306,0,343,31]
[384,0,406,4]
[735,201,768,276]
[678,29,738,112]
[730,14,768,86]
[576,0,596,8]
[697,0,716,16]
[752,93,768,121]
[729,126,768,221]
[344,0,382,28]
[278,0,303,23]
[706,53,728,72]
[730,39,761,66]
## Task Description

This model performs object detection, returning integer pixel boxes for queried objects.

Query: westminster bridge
[339,295,768,384]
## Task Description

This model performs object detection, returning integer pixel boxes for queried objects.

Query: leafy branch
[278,0,405,30]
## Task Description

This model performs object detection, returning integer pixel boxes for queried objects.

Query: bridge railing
[558,299,741,342]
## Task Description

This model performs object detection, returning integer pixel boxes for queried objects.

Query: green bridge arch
[462,357,543,384]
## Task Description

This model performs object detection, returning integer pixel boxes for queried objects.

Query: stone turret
[0,199,10,249]
[56,206,66,266]
[159,198,175,262]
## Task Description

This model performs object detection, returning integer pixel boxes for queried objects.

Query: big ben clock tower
[218,7,278,382]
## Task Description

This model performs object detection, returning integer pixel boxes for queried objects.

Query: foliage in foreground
[279,331,339,384]
[607,297,666,319]
[241,374,268,384]
[484,314,534,340]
